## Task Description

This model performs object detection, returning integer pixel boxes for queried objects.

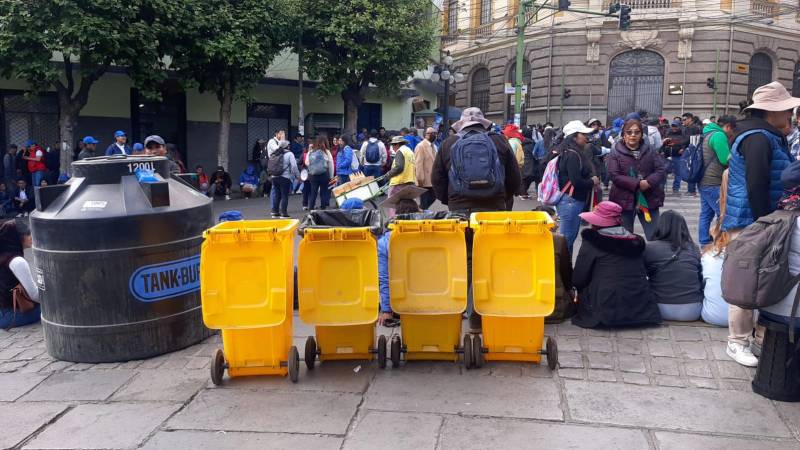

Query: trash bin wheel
[210,348,225,386]
[377,335,388,369]
[463,334,474,369]
[390,335,402,368]
[546,337,558,371]
[472,334,484,369]
[304,336,317,371]
[288,346,300,383]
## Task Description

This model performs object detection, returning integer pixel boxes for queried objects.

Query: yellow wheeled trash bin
[297,210,386,369]
[200,219,300,384]
[468,211,558,370]
[388,218,468,366]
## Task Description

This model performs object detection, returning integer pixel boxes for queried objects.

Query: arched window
[748,52,773,97]
[607,50,664,124]
[793,61,800,96]
[470,67,490,113]
[506,60,531,125]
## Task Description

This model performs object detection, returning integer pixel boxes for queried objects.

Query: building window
[607,50,665,124]
[748,53,773,98]
[470,67,490,113]
[448,0,458,33]
[506,60,531,125]
[480,0,491,24]
[793,61,800,96]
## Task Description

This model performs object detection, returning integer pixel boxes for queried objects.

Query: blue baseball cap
[82,136,99,145]
[24,139,35,147]
[114,130,126,138]
[133,143,143,151]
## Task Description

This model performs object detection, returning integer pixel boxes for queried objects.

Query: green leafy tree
[0,0,174,172]
[300,0,436,137]
[170,0,291,170]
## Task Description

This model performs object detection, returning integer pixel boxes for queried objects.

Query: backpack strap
[789,272,800,343]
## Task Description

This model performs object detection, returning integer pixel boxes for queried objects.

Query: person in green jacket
[698,115,737,245]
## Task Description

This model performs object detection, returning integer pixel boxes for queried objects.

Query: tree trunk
[58,99,78,175]
[341,86,364,140]
[217,81,233,170]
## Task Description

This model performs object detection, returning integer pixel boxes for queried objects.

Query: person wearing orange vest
[23,142,47,188]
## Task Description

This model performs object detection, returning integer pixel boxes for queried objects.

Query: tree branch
[74,58,111,106]
[64,54,74,96]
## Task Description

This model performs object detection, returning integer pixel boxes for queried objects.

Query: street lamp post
[430,51,464,131]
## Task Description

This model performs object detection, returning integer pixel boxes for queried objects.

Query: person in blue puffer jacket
[239,164,259,199]
[723,82,800,231]
[335,135,356,185]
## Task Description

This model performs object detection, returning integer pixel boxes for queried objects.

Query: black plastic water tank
[31,156,213,363]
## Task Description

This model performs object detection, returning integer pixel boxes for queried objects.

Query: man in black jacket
[431,107,521,333]
[431,107,521,214]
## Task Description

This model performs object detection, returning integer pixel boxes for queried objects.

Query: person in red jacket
[23,143,47,189]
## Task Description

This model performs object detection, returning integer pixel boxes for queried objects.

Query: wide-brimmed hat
[746,81,800,112]
[562,120,594,137]
[587,118,602,127]
[579,201,623,228]
[381,185,428,210]
[451,107,492,133]
[389,135,408,145]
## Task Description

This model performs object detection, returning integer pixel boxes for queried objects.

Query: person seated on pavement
[0,183,13,218]
[700,171,731,328]
[571,201,662,328]
[760,160,800,328]
[377,185,429,327]
[644,210,703,321]
[195,165,210,196]
[12,179,33,216]
[533,205,576,323]
[209,166,232,200]
[239,164,259,199]
[0,219,40,329]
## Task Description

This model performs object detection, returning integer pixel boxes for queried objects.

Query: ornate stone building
[442,0,800,125]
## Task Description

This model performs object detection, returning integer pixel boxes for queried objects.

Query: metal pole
[545,14,555,123]
[443,68,450,131]
[297,36,305,136]
[724,19,735,115]
[514,1,527,127]
[560,64,565,125]
[680,53,687,115]
[588,65,593,117]
[713,49,720,117]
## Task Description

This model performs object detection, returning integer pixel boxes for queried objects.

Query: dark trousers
[308,173,331,210]
[420,187,436,210]
[621,208,660,240]
[521,176,535,196]
[302,180,311,207]
[270,176,291,215]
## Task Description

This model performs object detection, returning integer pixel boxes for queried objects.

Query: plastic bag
[135,168,159,183]
[299,209,382,235]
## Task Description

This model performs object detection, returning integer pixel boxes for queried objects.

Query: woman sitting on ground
[0,219,40,328]
[572,201,661,328]
[644,210,703,321]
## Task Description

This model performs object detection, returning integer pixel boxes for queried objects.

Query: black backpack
[267,150,286,177]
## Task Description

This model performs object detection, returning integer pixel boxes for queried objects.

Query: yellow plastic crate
[469,211,555,318]
[388,219,468,315]
[298,227,378,326]
[200,220,297,329]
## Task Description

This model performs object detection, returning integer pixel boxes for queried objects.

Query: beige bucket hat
[745,81,800,112]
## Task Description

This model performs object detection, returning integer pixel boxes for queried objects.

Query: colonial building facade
[443,0,800,125]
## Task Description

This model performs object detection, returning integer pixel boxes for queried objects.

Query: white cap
[702,118,711,125]
[562,120,595,137]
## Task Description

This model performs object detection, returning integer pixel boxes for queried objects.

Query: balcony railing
[603,0,678,9]
[473,22,492,38]
[750,0,778,16]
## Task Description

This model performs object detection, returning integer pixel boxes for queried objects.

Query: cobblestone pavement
[1,182,798,449]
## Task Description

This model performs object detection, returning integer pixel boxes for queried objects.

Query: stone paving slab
[364,370,563,420]
[21,370,136,402]
[141,430,343,450]
[0,402,68,449]
[654,431,800,450]
[775,401,800,440]
[342,411,442,450]
[439,416,651,449]
[565,380,792,437]
[216,361,374,394]
[0,372,49,401]
[24,402,181,450]
[167,388,362,435]
[110,369,209,403]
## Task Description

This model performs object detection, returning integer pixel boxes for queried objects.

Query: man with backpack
[359,131,387,179]
[432,107,521,333]
[431,107,521,213]
[697,115,736,245]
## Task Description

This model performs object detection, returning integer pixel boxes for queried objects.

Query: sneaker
[270,213,280,218]
[225,195,231,201]
[280,213,291,218]
[726,342,758,367]
[302,206,309,211]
